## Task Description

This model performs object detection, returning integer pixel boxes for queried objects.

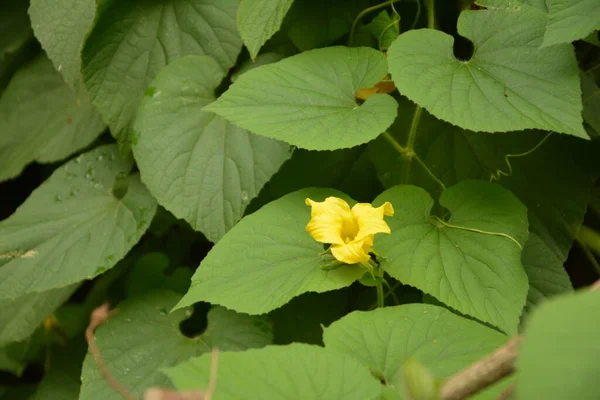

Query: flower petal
[330,237,372,264]
[352,202,394,241]
[305,197,354,245]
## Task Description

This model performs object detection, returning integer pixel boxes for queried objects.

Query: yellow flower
[305,197,394,265]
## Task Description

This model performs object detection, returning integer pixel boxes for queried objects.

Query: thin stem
[350,0,403,46]
[424,0,435,29]
[585,62,600,74]
[406,105,422,150]
[432,216,523,250]
[382,279,401,305]
[412,153,446,190]
[577,226,600,275]
[376,281,385,308]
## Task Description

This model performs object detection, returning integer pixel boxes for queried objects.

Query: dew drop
[97,154,104,161]
[75,155,83,164]
[241,190,249,202]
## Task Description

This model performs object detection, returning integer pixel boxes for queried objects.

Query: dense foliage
[1,0,600,398]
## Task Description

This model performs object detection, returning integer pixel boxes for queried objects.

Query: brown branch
[86,303,138,400]
[439,336,522,400]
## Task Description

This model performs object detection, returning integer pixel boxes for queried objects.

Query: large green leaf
[369,99,594,308]
[373,181,529,334]
[133,55,290,242]
[0,54,105,182]
[0,285,77,346]
[0,145,156,301]
[387,5,585,137]
[517,290,600,399]
[175,188,366,314]
[237,0,294,59]
[522,233,572,313]
[82,0,242,152]
[323,304,509,399]
[165,343,382,399]
[541,0,600,47]
[80,290,272,400]
[29,0,96,87]
[205,46,398,150]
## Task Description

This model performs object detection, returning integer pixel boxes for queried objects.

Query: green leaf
[80,290,272,399]
[582,72,600,136]
[0,54,105,182]
[205,46,398,150]
[285,0,365,51]
[369,99,596,307]
[522,233,572,313]
[0,285,76,346]
[323,304,509,399]
[237,0,294,59]
[517,290,600,399]
[29,0,96,87]
[373,181,529,334]
[0,145,157,301]
[133,55,290,242]
[82,0,242,152]
[365,10,400,51]
[541,0,600,47]
[175,188,366,314]
[387,5,585,137]
[165,343,382,399]
[30,339,87,400]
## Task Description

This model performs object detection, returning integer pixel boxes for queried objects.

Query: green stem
[376,281,385,308]
[578,226,600,274]
[406,105,422,150]
[432,216,523,249]
[381,131,445,190]
[349,0,403,46]
[424,0,435,29]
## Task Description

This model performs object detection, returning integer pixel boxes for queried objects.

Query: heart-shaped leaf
[0,145,156,300]
[82,0,241,152]
[80,290,272,400]
[388,4,585,137]
[205,46,398,150]
[133,55,290,242]
[175,188,366,314]
[373,180,529,334]
[165,343,381,399]
[323,304,509,398]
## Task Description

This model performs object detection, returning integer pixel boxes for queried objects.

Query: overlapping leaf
[0,145,156,300]
[373,181,529,334]
[175,188,366,314]
[206,46,398,150]
[0,54,105,182]
[80,290,272,400]
[539,0,600,47]
[323,304,509,398]
[29,0,96,87]
[237,0,294,59]
[82,0,242,151]
[133,55,290,242]
[388,4,585,136]
[165,343,381,399]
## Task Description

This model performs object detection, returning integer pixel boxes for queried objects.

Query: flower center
[340,216,360,243]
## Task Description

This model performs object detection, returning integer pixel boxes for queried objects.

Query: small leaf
[0,145,157,301]
[323,304,509,398]
[29,0,96,87]
[175,188,366,314]
[205,46,398,150]
[80,290,272,400]
[373,181,529,334]
[133,55,290,242]
[164,343,382,399]
[517,290,600,399]
[82,0,242,152]
[237,0,294,59]
[365,10,400,50]
[540,0,600,47]
[387,5,585,137]
[0,54,105,182]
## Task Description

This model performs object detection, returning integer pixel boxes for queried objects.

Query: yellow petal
[305,197,354,245]
[330,237,372,264]
[352,202,395,241]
